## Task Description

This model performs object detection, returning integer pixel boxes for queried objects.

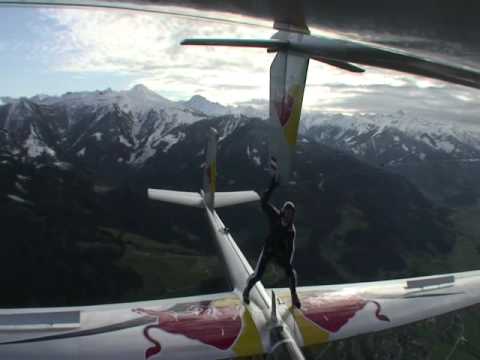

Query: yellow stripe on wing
[233,307,264,356]
[291,308,330,347]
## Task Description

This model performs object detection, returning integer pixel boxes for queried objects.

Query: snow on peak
[180,95,265,118]
[182,94,229,116]
[20,85,203,129]
[123,84,173,110]
[31,94,52,103]
[25,84,172,115]
[302,110,462,137]
[130,84,153,94]
[190,94,207,101]
[303,110,480,155]
[24,125,56,158]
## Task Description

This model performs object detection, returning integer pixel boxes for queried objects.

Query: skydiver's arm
[261,176,280,220]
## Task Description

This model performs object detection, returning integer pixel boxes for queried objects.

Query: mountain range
[303,111,480,206]
[2,84,480,206]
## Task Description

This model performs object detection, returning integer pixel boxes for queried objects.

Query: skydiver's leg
[280,259,301,308]
[288,267,301,308]
[243,249,269,304]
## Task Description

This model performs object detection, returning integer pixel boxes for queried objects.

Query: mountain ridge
[2,85,480,205]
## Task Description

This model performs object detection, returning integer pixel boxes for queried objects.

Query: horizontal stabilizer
[312,56,365,73]
[214,191,260,208]
[148,189,259,208]
[148,189,203,207]
[181,38,289,49]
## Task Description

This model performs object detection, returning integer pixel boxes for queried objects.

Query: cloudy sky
[0,5,479,124]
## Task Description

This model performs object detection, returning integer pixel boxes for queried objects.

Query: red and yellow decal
[232,303,264,356]
[291,308,329,346]
[275,84,304,146]
[283,293,390,346]
[133,297,262,359]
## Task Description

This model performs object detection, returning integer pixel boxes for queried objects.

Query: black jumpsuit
[244,182,298,300]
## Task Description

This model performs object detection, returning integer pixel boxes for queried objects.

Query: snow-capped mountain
[0,85,226,166]
[179,94,265,119]
[30,84,203,128]
[0,85,260,185]
[2,86,480,168]
[180,95,229,117]
[3,85,480,204]
[301,111,480,205]
[0,98,66,160]
[302,110,480,160]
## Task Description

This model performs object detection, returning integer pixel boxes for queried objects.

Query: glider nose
[268,323,305,360]
[268,291,306,360]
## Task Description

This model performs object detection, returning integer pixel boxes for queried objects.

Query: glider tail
[269,49,309,182]
[148,127,259,209]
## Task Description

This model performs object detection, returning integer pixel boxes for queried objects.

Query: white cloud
[39,7,275,104]
[38,8,430,102]
[34,7,480,124]
[310,81,480,128]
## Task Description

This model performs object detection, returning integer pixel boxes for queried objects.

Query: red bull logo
[275,93,295,127]
[273,84,304,146]
[298,293,390,333]
[133,300,243,359]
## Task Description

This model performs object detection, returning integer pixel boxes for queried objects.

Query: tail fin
[148,127,260,208]
[202,127,218,209]
[269,47,309,183]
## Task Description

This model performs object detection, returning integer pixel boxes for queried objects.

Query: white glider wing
[0,292,265,359]
[272,270,480,347]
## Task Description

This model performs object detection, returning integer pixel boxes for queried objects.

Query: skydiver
[243,175,301,308]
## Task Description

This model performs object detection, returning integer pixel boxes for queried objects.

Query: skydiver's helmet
[281,201,296,225]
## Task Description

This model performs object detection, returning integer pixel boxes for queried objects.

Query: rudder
[269,41,309,183]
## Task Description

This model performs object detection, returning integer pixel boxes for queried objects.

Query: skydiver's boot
[288,267,301,308]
